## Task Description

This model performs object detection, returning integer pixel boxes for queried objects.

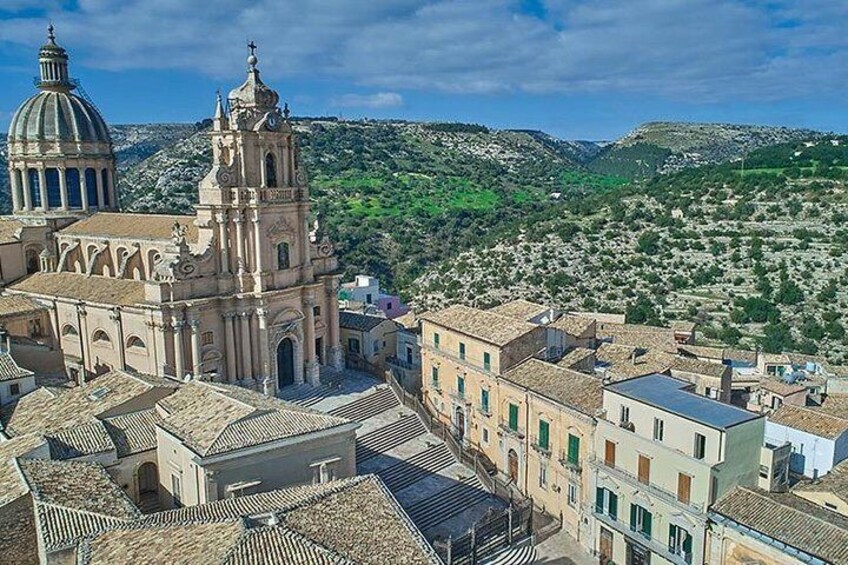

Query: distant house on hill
[339,274,409,319]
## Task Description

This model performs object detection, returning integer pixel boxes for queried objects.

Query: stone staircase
[406,475,492,533]
[375,444,455,492]
[481,544,537,565]
[329,387,399,421]
[355,415,427,463]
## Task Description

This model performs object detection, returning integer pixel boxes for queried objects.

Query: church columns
[10,168,21,212]
[189,318,202,379]
[223,313,237,382]
[38,168,47,210]
[95,170,105,211]
[327,277,344,370]
[59,166,69,210]
[77,304,90,375]
[173,318,185,379]
[110,307,126,371]
[282,137,291,186]
[107,170,116,208]
[239,311,253,380]
[304,293,319,385]
[21,168,32,211]
[216,210,230,275]
[80,167,89,212]
[233,211,246,275]
[252,209,263,275]
[256,307,271,384]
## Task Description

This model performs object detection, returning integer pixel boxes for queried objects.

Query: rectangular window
[482,427,489,445]
[201,331,214,346]
[459,342,466,360]
[171,474,182,508]
[348,338,361,354]
[431,366,439,389]
[604,440,616,468]
[567,434,580,465]
[629,504,652,539]
[366,293,373,304]
[372,340,380,355]
[620,405,630,423]
[653,418,664,441]
[434,332,440,349]
[669,524,693,563]
[457,376,465,397]
[638,455,651,485]
[313,305,321,318]
[538,419,550,450]
[694,433,707,460]
[483,352,491,371]
[508,403,519,432]
[759,465,769,479]
[595,487,618,520]
[481,389,490,413]
[9,383,20,396]
[567,482,578,507]
[538,464,547,488]
[677,473,692,505]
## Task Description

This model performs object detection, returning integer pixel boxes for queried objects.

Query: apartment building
[590,374,764,565]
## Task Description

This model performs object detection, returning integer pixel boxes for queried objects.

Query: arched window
[85,168,98,208]
[92,330,111,345]
[28,169,41,208]
[45,168,61,208]
[25,248,40,274]
[62,324,79,337]
[265,153,278,188]
[277,242,290,270]
[101,169,110,207]
[126,336,146,349]
[66,168,82,208]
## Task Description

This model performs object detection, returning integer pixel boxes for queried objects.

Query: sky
[0,0,847,140]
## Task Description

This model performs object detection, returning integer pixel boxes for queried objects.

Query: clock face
[266,114,279,131]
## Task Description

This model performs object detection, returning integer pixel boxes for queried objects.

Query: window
[483,351,491,371]
[126,336,146,349]
[604,440,616,468]
[595,487,618,520]
[620,405,630,424]
[265,153,278,187]
[92,330,111,345]
[386,302,393,310]
[313,305,321,318]
[482,427,489,445]
[85,168,98,207]
[171,474,182,508]
[406,345,413,365]
[28,168,41,208]
[366,293,373,304]
[567,434,580,465]
[66,168,82,208]
[348,337,360,354]
[508,403,519,432]
[653,418,664,441]
[431,366,439,389]
[677,473,692,505]
[311,460,338,485]
[630,504,652,539]
[825,502,838,510]
[538,464,547,488]
[669,524,693,563]
[101,169,111,207]
[772,396,783,410]
[62,325,78,337]
[538,419,550,450]
[481,389,490,413]
[567,482,578,507]
[201,331,214,346]
[433,332,440,349]
[694,433,707,460]
[276,242,290,270]
[759,465,769,479]
[459,342,466,360]
[28,319,43,338]
[372,340,380,355]
[638,455,651,485]
[457,376,465,397]
[45,168,61,208]
[9,383,20,397]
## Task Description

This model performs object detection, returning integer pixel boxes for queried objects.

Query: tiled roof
[678,344,758,364]
[711,486,848,564]
[670,356,730,378]
[223,526,354,565]
[0,218,25,244]
[102,410,160,457]
[157,381,352,457]
[59,212,198,242]
[339,311,391,332]
[8,272,147,306]
[595,342,638,365]
[596,322,678,352]
[557,347,595,370]
[421,305,539,347]
[759,379,806,397]
[793,459,848,506]
[769,405,848,439]
[2,370,177,437]
[0,351,33,382]
[0,294,46,318]
[47,420,115,459]
[670,320,697,333]
[394,310,421,331]
[595,344,674,381]
[0,434,48,506]
[812,393,848,420]
[17,458,140,552]
[504,358,603,415]
[549,314,595,337]
[488,299,551,322]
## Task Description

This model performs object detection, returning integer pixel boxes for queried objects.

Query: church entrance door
[277,338,295,388]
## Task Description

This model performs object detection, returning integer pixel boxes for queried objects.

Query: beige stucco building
[2,30,344,395]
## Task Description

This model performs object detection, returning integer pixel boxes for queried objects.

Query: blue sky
[1,0,847,140]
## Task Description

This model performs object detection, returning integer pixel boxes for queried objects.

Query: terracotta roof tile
[0,351,33,382]
[504,358,603,415]
[550,314,595,337]
[102,410,160,457]
[0,218,25,244]
[769,405,848,439]
[421,305,539,347]
[813,393,848,420]
[0,434,49,506]
[59,212,198,242]
[0,294,46,318]
[793,458,848,506]
[557,347,595,370]
[596,322,678,352]
[8,272,146,306]
[488,299,551,322]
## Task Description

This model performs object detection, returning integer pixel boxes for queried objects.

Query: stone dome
[8,90,111,144]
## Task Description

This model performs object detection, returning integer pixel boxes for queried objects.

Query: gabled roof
[421,304,539,347]
[0,294,46,319]
[338,311,392,333]
[812,393,848,420]
[0,218,25,245]
[0,434,48,506]
[8,272,147,306]
[488,299,551,322]
[59,212,198,242]
[711,486,848,564]
[557,347,595,370]
[670,356,730,378]
[793,458,848,507]
[549,314,595,337]
[596,322,678,352]
[504,358,603,415]
[768,405,848,439]
[102,409,161,457]
[0,351,33,382]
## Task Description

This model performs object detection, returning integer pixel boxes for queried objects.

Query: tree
[759,322,793,354]
[636,231,661,255]
[626,296,663,326]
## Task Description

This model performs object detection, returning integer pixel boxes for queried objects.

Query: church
[1,27,344,394]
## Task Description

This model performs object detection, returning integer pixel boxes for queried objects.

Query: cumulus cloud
[331,92,403,108]
[0,0,845,103]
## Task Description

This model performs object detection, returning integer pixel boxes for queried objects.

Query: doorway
[454,406,465,441]
[277,338,295,388]
[599,527,614,562]
[508,449,519,483]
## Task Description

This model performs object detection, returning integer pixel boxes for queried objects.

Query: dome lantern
[38,25,74,91]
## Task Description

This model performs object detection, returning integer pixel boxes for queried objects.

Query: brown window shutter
[678,473,691,504]
[638,455,650,484]
[605,440,616,467]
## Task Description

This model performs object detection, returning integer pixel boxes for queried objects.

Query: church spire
[226,40,279,115]
[37,24,73,91]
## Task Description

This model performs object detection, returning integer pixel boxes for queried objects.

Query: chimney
[0,326,9,354]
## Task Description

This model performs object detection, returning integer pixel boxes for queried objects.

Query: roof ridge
[739,486,846,532]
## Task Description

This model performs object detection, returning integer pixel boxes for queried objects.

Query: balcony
[589,456,704,513]
[592,510,693,565]
[558,451,582,474]
[497,423,525,440]
[386,355,418,371]
[530,436,552,458]
[449,389,470,405]
[475,404,492,418]
[421,344,495,376]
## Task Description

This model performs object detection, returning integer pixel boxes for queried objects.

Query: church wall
[0,242,26,285]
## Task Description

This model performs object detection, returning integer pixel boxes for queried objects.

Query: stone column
[110,307,126,371]
[216,210,230,275]
[59,167,69,210]
[95,169,105,209]
[80,168,89,212]
[223,313,237,382]
[10,168,21,212]
[282,137,291,186]
[107,169,117,208]
[173,318,185,379]
[252,209,263,275]
[38,168,48,211]
[256,307,271,389]
[189,318,202,379]
[239,311,253,380]
[327,277,344,370]
[22,168,32,211]
[78,304,90,375]
[233,211,246,275]
[145,320,160,376]
[304,293,319,385]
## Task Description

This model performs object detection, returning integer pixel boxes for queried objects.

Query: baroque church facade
[1,29,344,393]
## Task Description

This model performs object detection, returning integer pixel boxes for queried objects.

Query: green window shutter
[609,492,617,519]
[483,352,491,370]
[596,488,604,512]
[481,390,489,412]
[644,510,652,538]
[508,404,519,431]
[630,504,637,531]
[459,342,465,359]
[434,333,440,348]
[683,529,692,557]
[668,525,676,550]
[432,367,439,386]
[539,420,549,449]
[568,434,580,464]
[457,376,464,394]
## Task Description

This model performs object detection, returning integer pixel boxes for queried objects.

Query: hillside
[587,121,824,178]
[413,136,848,363]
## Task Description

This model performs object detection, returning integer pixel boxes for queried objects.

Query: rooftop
[596,322,679,352]
[504,358,603,415]
[0,219,25,245]
[768,405,848,439]
[811,393,848,420]
[102,409,161,457]
[0,351,33,382]
[758,379,807,397]
[59,212,198,242]
[339,310,392,333]
[556,347,595,370]
[606,374,760,430]
[549,314,595,337]
[488,299,551,322]
[793,458,848,506]
[711,486,848,564]
[670,356,730,378]
[8,272,147,306]
[0,434,48,506]
[421,304,539,347]
[0,294,46,319]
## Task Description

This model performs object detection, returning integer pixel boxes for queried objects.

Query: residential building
[747,379,808,414]
[339,274,410,319]
[387,310,423,394]
[590,374,764,565]
[765,404,848,478]
[792,458,848,516]
[0,336,35,405]
[338,311,398,373]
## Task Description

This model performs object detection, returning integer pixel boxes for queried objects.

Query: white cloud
[0,0,846,103]
[331,92,403,108]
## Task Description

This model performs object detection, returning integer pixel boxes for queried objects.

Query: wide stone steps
[376,444,455,493]
[406,475,491,532]
[329,387,399,421]
[278,383,332,407]
[481,545,537,565]
[355,415,426,463]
